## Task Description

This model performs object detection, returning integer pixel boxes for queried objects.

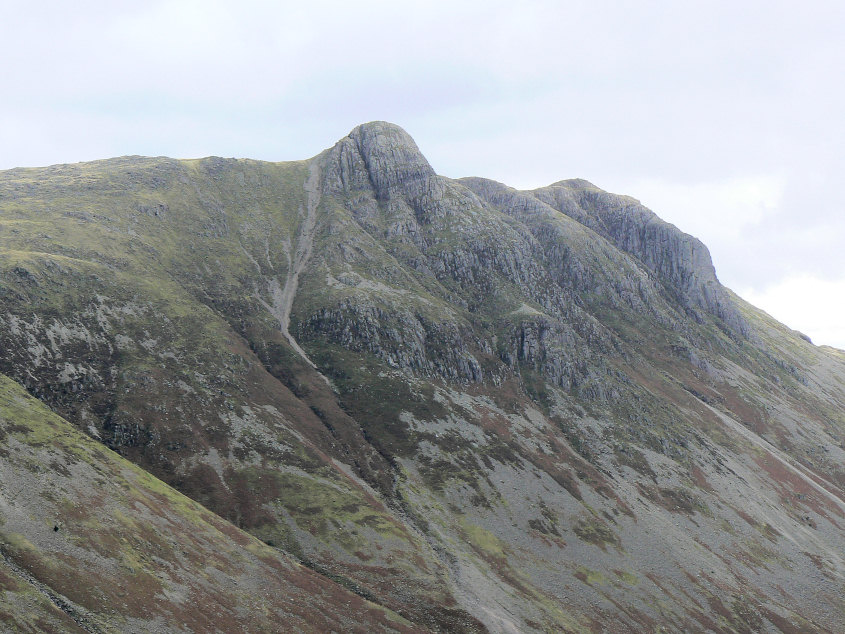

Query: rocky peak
[349,121,435,196]
[322,121,446,223]
[323,123,433,195]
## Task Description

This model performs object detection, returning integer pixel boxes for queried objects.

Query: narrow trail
[270,160,322,369]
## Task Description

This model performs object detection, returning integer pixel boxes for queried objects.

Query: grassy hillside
[0,373,413,632]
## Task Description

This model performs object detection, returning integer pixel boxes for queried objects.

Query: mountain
[1,121,844,632]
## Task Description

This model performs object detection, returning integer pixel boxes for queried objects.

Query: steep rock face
[324,121,446,225]
[534,179,752,336]
[1,122,845,632]
[460,177,663,309]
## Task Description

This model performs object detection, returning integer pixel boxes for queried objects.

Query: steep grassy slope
[0,373,413,633]
[1,121,844,632]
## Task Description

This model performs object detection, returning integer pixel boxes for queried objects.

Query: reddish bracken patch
[475,405,516,441]
[690,465,714,492]
[603,596,659,631]
[758,607,806,634]
[753,453,844,527]
[718,384,769,436]
[731,505,758,528]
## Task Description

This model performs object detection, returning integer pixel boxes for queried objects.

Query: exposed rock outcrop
[324,121,447,225]
[535,180,753,336]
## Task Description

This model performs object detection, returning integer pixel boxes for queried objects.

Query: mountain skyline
[2,2,844,349]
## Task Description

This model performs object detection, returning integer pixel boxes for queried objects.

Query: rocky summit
[1,121,844,633]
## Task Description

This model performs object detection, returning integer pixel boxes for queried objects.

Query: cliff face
[1,122,844,632]
[534,179,752,335]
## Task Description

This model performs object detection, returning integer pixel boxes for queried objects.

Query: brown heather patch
[205,512,256,548]
[773,583,791,601]
[644,572,679,603]
[603,596,659,632]
[0,566,22,592]
[801,551,835,579]
[136,531,415,632]
[464,382,634,512]
[753,453,844,526]
[620,359,748,453]
[731,505,758,528]
[701,569,742,595]
[829,469,845,491]
[761,521,781,541]
[525,447,581,501]
[638,484,704,516]
[462,538,535,599]
[42,549,170,620]
[758,607,807,634]
[690,465,714,491]
[682,570,699,585]
[474,402,519,443]
[299,556,482,632]
[529,527,567,549]
[58,491,108,523]
[542,427,636,516]
[717,383,769,436]
[486,376,535,413]
[410,552,431,573]
[47,458,72,478]
[615,446,657,481]
[73,525,124,561]
[800,467,845,506]
[685,608,724,634]
[644,571,736,633]
[573,517,621,551]
[618,336,771,452]
[34,615,88,634]
[705,596,740,630]
[645,569,722,619]
[14,548,120,615]
[124,516,179,563]
[175,463,239,524]
[728,543,775,573]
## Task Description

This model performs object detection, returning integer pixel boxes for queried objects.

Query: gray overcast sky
[2,0,844,348]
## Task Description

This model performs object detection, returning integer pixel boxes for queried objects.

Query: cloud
[741,275,845,350]
[626,176,785,241]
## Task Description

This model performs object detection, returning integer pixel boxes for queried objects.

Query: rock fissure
[265,160,322,369]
